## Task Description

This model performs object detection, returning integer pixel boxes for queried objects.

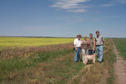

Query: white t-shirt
[96,36,104,45]
[74,38,82,47]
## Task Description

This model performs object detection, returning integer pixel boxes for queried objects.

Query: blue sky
[0,0,126,37]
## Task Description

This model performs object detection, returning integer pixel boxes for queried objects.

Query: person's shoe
[99,61,102,63]
[97,60,103,63]
[74,61,78,63]
[98,60,103,63]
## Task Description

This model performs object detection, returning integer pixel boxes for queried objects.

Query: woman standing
[81,35,89,63]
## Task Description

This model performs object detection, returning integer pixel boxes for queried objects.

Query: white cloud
[50,0,90,13]
[101,0,126,7]
[101,3,115,7]
[68,9,87,13]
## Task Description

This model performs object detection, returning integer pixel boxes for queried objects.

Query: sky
[0,0,126,37]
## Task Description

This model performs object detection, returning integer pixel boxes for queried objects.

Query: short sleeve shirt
[96,36,104,45]
[74,38,82,47]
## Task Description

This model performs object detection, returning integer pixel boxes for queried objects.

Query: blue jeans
[96,45,103,62]
[74,47,81,62]
[88,50,94,55]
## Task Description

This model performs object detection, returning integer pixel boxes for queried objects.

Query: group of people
[74,31,104,64]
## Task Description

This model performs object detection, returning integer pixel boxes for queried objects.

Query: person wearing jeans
[96,45,103,62]
[95,31,104,62]
[74,34,82,62]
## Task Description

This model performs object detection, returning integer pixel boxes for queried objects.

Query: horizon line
[0,35,126,38]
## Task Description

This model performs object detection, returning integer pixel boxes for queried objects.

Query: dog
[83,54,96,65]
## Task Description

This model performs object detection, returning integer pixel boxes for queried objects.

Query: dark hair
[96,30,100,33]
[77,34,81,37]
[89,33,93,35]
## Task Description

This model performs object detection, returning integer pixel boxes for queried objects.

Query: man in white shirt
[74,34,82,62]
[95,31,104,63]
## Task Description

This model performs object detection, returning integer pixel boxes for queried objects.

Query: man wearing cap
[74,34,82,62]
[95,31,104,63]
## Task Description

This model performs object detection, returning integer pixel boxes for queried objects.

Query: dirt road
[113,43,126,84]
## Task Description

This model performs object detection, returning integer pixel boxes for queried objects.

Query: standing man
[74,34,82,62]
[88,33,96,55]
[95,31,104,63]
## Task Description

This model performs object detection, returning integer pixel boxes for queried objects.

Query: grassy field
[0,37,74,48]
[113,38,126,59]
[0,41,85,84]
[0,37,117,84]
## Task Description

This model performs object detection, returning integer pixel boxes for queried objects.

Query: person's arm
[73,44,77,51]
[74,45,77,51]
[93,39,96,51]
[74,39,77,51]
[87,40,90,48]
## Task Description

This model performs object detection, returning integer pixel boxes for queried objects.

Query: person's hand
[93,48,95,52]
[75,47,77,51]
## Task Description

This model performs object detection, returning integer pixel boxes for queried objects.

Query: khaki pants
[82,49,88,63]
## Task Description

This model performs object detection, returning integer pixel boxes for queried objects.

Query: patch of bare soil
[97,69,108,84]
[113,43,126,84]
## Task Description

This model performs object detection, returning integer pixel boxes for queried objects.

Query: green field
[0,37,74,47]
[0,38,84,84]
[113,38,126,59]
[0,37,118,84]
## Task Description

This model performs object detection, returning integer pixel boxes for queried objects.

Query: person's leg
[77,48,81,62]
[82,49,86,62]
[74,49,78,62]
[88,50,91,55]
[84,56,88,64]
[96,46,100,58]
[91,50,94,54]
[89,50,94,55]
[85,49,88,55]
[98,46,103,62]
